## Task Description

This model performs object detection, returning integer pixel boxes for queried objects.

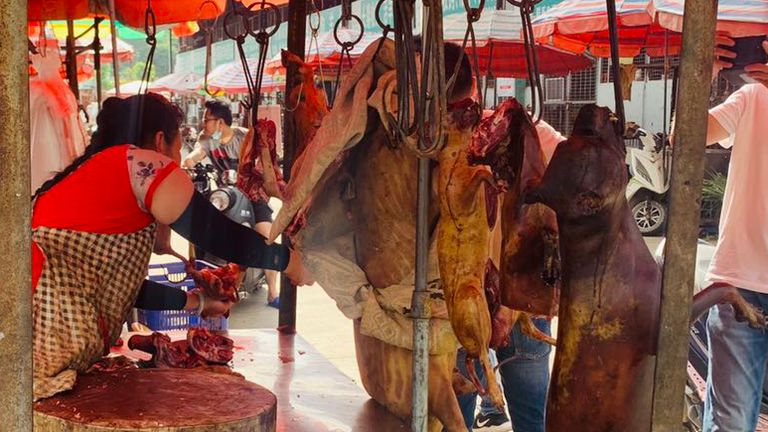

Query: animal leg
[478,349,505,410]
[519,314,557,346]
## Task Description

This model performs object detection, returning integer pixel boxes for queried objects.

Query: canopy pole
[94,17,104,109]
[108,0,121,98]
[278,0,308,334]
[651,0,719,430]
[0,0,33,429]
[65,20,80,100]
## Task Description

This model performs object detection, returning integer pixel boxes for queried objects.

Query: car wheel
[630,195,667,236]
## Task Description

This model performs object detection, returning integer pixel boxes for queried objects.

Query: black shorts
[251,199,274,224]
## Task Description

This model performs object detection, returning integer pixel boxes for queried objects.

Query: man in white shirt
[701,36,768,432]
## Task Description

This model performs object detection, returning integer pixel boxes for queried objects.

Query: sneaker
[473,411,511,431]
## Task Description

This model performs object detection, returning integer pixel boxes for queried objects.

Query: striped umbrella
[265,28,383,76]
[533,0,768,57]
[150,71,202,94]
[443,9,593,77]
[204,59,285,94]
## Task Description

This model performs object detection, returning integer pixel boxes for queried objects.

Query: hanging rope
[605,0,625,132]
[199,0,222,96]
[330,0,363,106]
[446,0,485,108]
[507,0,543,123]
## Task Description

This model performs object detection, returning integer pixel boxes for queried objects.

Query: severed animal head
[468,98,544,194]
[526,104,628,220]
[281,49,330,158]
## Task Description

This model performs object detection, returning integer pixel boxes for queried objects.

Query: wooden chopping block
[34,368,276,431]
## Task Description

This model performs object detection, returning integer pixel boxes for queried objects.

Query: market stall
[0,0,752,431]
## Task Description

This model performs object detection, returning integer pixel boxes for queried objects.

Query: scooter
[625,123,671,236]
[186,163,267,298]
[653,239,768,431]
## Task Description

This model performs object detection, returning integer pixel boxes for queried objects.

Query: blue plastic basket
[137,260,229,331]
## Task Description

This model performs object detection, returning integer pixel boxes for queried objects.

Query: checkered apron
[32,224,155,400]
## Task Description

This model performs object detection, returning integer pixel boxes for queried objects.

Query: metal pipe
[94,17,103,110]
[0,0,33,429]
[278,0,307,334]
[108,0,121,98]
[651,0,719,430]
[605,0,625,128]
[65,20,80,100]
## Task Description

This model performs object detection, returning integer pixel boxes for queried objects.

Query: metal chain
[199,0,222,96]
[446,0,485,108]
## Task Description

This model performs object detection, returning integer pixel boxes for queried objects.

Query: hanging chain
[446,0,485,108]
[506,0,543,123]
[199,0,222,96]
[330,0,363,106]
[138,0,157,95]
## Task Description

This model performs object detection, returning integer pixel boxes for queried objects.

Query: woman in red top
[32,93,309,400]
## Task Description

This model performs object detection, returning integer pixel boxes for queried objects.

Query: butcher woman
[31,93,310,400]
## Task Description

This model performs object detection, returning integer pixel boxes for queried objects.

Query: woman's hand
[745,40,768,89]
[185,289,234,318]
[283,249,315,286]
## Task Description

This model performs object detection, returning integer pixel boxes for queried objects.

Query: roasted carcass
[237,119,285,202]
[435,99,503,409]
[282,49,330,159]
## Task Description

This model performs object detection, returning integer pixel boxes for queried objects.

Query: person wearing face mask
[182,100,283,307]
[31,93,312,401]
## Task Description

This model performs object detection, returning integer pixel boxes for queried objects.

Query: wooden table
[116,329,408,432]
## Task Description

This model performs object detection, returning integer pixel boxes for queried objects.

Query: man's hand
[181,157,197,169]
[713,33,736,82]
[745,40,768,89]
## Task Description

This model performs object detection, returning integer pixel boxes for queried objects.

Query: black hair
[33,92,183,199]
[413,36,473,102]
[204,99,233,126]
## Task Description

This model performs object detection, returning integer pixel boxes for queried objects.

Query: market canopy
[204,60,285,94]
[532,0,768,57]
[150,71,202,94]
[265,28,383,76]
[442,9,593,77]
[28,0,229,27]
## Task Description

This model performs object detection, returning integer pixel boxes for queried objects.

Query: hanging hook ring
[334,14,364,48]
[144,3,157,41]
[246,1,281,40]
[505,0,542,8]
[197,0,222,33]
[223,9,250,42]
[375,0,393,34]
[309,0,322,33]
[462,0,485,22]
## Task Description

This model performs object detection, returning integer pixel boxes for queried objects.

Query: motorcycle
[653,239,768,431]
[625,123,671,236]
[186,163,267,298]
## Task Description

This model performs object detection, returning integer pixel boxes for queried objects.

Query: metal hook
[198,0,222,97]
[246,0,281,40]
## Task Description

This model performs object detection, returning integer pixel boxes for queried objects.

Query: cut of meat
[237,119,285,202]
[128,328,234,369]
[187,327,234,364]
[187,263,241,305]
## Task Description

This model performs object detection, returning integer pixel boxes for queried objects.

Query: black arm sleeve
[170,191,290,271]
[134,280,188,310]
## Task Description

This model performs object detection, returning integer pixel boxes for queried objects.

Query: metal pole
[278,0,307,334]
[651,0,719,430]
[94,17,103,110]
[0,0,33,429]
[108,0,121,97]
[605,0,625,128]
[65,20,80,100]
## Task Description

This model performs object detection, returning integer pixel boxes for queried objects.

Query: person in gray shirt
[182,99,282,307]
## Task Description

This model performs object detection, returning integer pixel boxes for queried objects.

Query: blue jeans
[703,289,768,432]
[455,318,552,432]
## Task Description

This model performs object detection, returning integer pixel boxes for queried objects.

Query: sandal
[267,297,280,309]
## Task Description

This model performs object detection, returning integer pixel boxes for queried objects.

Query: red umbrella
[28,0,228,27]
[443,9,593,77]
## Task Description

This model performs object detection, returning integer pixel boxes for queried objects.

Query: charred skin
[282,49,330,159]
[436,105,503,409]
[351,125,440,287]
[527,104,659,431]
